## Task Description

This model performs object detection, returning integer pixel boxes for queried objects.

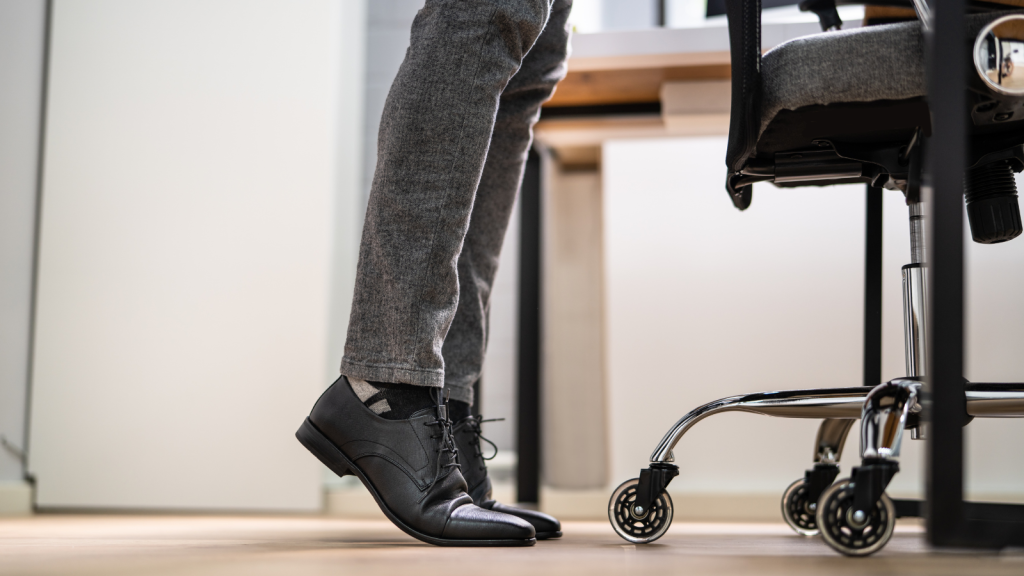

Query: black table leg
[926,0,967,547]
[864,185,883,388]
[516,148,542,505]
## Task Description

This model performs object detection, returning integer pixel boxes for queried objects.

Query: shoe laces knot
[424,389,461,490]
[454,414,503,471]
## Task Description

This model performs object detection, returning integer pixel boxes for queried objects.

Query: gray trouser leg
[341,0,571,393]
[441,1,571,405]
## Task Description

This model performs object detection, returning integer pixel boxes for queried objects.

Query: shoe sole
[296,418,536,547]
[536,531,562,540]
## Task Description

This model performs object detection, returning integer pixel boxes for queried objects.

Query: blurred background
[1,0,1022,521]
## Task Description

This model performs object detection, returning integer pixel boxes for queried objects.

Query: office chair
[608,0,1024,556]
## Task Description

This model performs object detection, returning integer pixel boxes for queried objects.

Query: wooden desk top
[545,20,825,108]
[561,7,990,110]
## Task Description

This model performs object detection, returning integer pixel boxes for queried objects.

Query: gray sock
[347,377,435,420]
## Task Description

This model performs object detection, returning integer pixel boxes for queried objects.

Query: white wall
[604,136,1024,501]
[0,0,47,486]
[362,0,422,211]
[28,0,364,511]
[327,0,367,393]
[479,202,521,452]
[569,0,663,32]
[605,136,863,496]
[601,0,660,30]
[542,160,609,489]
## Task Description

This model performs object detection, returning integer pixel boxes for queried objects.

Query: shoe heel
[296,418,352,477]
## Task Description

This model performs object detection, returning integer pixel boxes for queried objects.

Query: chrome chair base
[609,191,1024,554]
[608,380,1024,554]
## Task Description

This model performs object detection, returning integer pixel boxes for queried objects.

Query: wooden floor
[2,516,1023,575]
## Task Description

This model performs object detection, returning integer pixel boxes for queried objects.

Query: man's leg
[298,0,559,547]
[341,0,556,392]
[444,0,571,540]
[442,0,572,408]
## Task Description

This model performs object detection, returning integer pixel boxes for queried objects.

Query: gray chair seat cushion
[759,14,1007,139]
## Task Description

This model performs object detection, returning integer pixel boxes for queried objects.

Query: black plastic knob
[965,160,1024,244]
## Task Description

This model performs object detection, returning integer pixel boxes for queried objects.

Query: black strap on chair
[725,0,762,210]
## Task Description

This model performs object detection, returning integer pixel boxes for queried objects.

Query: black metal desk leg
[516,148,542,505]
[864,185,883,388]
[926,0,968,546]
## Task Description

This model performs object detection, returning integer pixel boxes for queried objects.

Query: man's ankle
[346,377,435,420]
[448,399,472,422]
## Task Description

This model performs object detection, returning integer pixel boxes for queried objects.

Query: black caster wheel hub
[781,478,820,536]
[608,478,674,543]
[816,479,895,556]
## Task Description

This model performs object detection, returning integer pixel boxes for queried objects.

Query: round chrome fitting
[975,15,1024,96]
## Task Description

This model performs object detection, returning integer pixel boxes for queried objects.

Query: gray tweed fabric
[759,13,1012,138]
[340,0,571,405]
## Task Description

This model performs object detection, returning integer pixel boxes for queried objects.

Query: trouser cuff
[340,359,444,388]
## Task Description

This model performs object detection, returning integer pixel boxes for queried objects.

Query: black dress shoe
[452,415,562,539]
[296,377,535,546]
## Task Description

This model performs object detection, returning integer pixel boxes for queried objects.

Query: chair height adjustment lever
[799,0,842,32]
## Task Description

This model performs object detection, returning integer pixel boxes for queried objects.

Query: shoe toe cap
[489,501,561,536]
[442,504,536,541]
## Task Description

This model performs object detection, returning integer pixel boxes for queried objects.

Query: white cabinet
[28,0,363,511]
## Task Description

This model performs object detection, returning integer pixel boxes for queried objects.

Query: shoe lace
[455,415,504,471]
[424,389,461,491]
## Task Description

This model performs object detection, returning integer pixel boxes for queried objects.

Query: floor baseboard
[540,487,784,522]
[0,482,32,516]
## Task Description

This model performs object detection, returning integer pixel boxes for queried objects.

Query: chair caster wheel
[781,478,820,536]
[816,479,895,556]
[608,477,673,543]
